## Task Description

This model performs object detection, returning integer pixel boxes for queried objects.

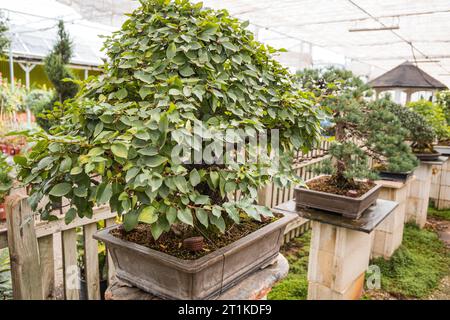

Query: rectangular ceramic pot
[94,211,296,300]
[294,176,382,219]
[435,145,450,156]
[377,170,413,183]
[414,152,441,161]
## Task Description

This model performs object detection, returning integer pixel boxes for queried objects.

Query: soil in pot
[306,175,375,197]
[111,215,279,260]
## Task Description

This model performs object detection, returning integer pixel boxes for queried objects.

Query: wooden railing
[1,194,116,300]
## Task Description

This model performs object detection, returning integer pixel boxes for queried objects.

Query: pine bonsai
[15,0,321,242]
[38,20,79,131]
[297,68,417,191]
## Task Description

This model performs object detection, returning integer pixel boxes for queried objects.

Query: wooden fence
[0,194,116,300]
[0,140,331,300]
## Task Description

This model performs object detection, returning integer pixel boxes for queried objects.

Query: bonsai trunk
[332,121,354,188]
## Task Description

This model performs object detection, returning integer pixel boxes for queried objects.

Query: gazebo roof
[368,61,447,90]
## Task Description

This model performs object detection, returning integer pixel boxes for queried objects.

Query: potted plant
[295,69,417,218]
[0,154,12,221]
[15,0,321,300]
[387,100,440,161]
[427,92,450,155]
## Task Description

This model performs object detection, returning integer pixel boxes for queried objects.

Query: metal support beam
[18,62,36,128]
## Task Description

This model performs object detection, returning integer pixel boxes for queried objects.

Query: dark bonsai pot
[79,276,107,300]
[377,170,413,183]
[294,176,381,219]
[0,203,5,221]
[94,211,296,300]
[414,151,441,161]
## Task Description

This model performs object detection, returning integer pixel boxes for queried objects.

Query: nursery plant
[297,68,417,191]
[38,20,79,131]
[0,154,12,220]
[408,99,450,144]
[15,0,320,246]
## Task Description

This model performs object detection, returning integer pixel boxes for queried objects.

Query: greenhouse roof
[0,0,115,67]
[368,61,447,90]
[199,0,450,87]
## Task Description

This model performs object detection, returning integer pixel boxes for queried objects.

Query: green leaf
[139,86,153,99]
[134,71,154,84]
[139,206,158,224]
[74,185,88,197]
[70,167,83,175]
[111,143,128,159]
[65,208,77,225]
[180,65,195,77]
[195,208,209,228]
[210,215,225,233]
[189,169,201,187]
[166,207,177,224]
[59,157,72,172]
[146,155,168,167]
[222,42,238,52]
[49,183,71,197]
[138,147,158,156]
[212,205,222,217]
[151,221,164,240]
[96,183,112,204]
[13,155,27,166]
[177,208,193,226]
[166,42,176,59]
[123,211,139,231]
[125,167,140,182]
[115,88,128,100]
[209,171,219,188]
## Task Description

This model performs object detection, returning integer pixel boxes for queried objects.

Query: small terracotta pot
[0,144,7,154]
[0,203,6,221]
[183,236,204,252]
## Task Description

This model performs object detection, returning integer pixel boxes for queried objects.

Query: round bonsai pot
[0,203,6,221]
[414,152,441,161]
[94,211,296,300]
[294,175,381,219]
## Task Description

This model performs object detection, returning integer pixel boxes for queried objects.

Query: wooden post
[38,235,55,299]
[83,223,101,300]
[62,228,80,300]
[6,194,44,300]
[105,218,116,285]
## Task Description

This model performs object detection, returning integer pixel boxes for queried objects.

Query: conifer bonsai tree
[38,20,79,131]
[15,0,321,243]
[296,68,417,191]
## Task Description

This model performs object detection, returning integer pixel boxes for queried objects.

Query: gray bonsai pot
[294,175,381,219]
[94,211,296,300]
[435,145,450,156]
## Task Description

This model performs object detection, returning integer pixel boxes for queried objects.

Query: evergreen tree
[297,68,417,189]
[0,13,9,57]
[38,20,79,130]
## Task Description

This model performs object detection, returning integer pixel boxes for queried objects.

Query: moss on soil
[369,223,450,299]
[427,206,450,221]
[267,231,310,300]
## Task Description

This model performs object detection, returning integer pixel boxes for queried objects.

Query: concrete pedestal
[104,254,288,300]
[407,157,447,228]
[430,158,450,210]
[371,178,413,259]
[274,199,397,300]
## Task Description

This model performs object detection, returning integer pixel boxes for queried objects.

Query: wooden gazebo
[368,61,447,104]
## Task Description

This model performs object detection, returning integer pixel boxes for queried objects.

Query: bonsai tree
[386,100,437,153]
[297,68,417,190]
[25,88,53,119]
[38,20,79,131]
[408,99,450,144]
[15,0,321,242]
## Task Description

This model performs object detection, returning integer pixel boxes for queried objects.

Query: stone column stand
[274,199,397,300]
[371,178,414,259]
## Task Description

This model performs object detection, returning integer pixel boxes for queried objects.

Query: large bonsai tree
[38,20,79,131]
[15,0,321,239]
[296,68,417,189]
